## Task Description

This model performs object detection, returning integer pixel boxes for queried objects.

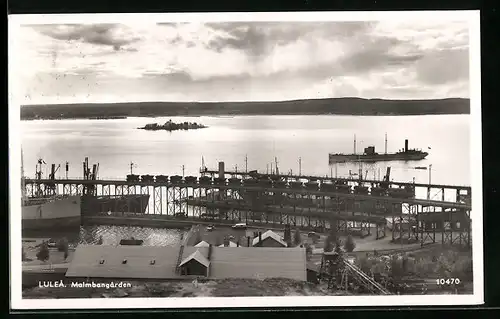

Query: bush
[36,242,50,262]
[293,229,301,246]
[344,235,356,252]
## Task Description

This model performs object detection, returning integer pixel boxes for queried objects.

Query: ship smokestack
[218,161,225,179]
[404,139,408,153]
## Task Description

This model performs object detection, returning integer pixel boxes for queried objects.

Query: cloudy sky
[15,19,470,105]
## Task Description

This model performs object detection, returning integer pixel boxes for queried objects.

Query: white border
[9,11,483,310]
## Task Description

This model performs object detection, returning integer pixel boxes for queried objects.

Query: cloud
[14,18,471,104]
[30,24,142,50]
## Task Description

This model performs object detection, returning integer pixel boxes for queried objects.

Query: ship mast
[354,134,357,154]
[385,132,388,154]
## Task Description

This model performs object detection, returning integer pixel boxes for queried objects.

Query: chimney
[208,244,212,261]
[237,240,240,247]
[223,236,229,247]
[218,161,225,179]
[404,139,408,152]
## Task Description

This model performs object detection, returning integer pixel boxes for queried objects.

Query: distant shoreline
[20,97,470,121]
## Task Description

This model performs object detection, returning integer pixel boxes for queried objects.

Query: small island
[138,119,207,131]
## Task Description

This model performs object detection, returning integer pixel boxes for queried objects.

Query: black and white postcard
[9,11,483,309]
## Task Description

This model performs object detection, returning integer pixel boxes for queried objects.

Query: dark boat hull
[81,195,150,215]
[329,152,428,163]
[22,216,81,230]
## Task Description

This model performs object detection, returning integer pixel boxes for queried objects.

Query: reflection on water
[79,225,185,246]
[23,225,186,247]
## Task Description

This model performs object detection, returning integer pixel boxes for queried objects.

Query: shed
[252,230,287,247]
[178,250,210,277]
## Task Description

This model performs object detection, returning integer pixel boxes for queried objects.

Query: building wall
[180,260,208,277]
[260,237,286,247]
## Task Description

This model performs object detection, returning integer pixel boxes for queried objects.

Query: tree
[57,237,69,260]
[344,235,356,252]
[36,242,50,262]
[57,237,69,252]
[293,229,301,246]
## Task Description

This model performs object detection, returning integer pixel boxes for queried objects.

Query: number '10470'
[436,278,461,285]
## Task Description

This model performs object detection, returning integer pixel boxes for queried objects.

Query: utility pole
[427,164,432,200]
[428,164,432,184]
[130,162,135,175]
[245,154,248,173]
[299,157,302,176]
[182,165,185,178]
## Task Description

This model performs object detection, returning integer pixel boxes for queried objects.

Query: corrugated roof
[252,230,287,247]
[65,245,306,281]
[194,240,210,247]
[179,249,210,268]
[209,246,306,281]
[65,245,180,279]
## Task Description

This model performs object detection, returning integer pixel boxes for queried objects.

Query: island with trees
[138,119,207,132]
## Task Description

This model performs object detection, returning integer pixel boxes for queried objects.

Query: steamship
[21,156,149,230]
[329,136,429,163]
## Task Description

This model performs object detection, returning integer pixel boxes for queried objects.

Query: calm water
[21,115,470,186]
[20,115,471,243]
[23,225,185,247]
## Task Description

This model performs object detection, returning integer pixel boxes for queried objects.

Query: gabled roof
[194,240,210,247]
[65,245,180,279]
[218,241,238,247]
[209,246,306,281]
[179,249,210,268]
[65,245,209,279]
[252,230,287,247]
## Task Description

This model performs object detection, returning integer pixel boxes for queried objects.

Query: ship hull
[22,195,82,230]
[81,195,150,216]
[329,153,428,163]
